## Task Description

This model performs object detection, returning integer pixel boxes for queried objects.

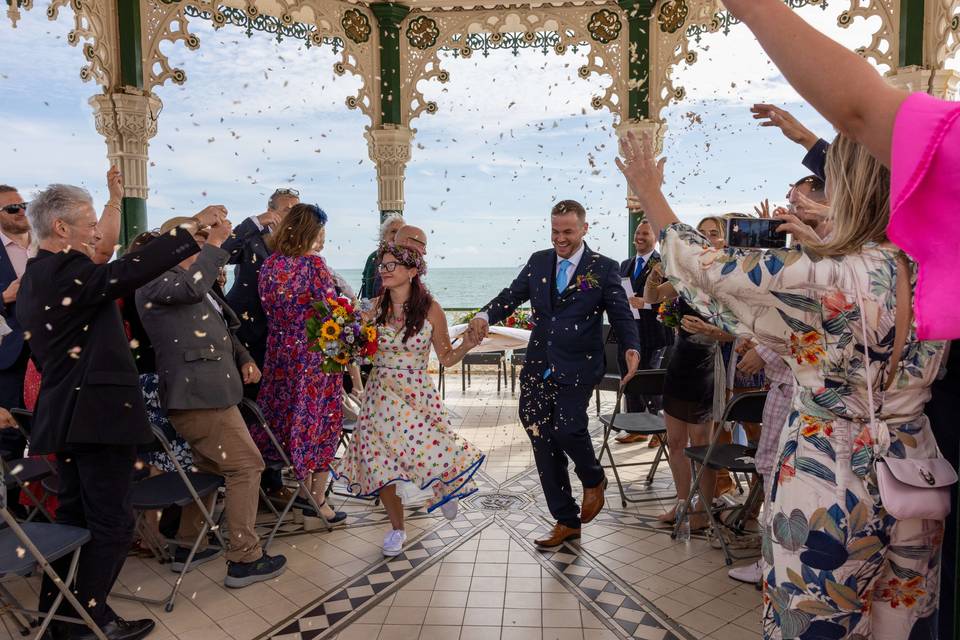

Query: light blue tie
[633,256,645,280]
[556,259,572,294]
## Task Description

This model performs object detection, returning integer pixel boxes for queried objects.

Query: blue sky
[2,3,875,269]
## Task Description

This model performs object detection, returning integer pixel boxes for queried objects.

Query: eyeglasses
[1,203,27,214]
[377,261,399,273]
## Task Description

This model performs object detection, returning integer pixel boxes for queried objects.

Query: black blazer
[15,228,199,455]
[221,217,271,365]
[0,244,25,370]
[482,244,640,387]
[619,251,661,301]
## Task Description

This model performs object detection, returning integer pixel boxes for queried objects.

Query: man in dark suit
[470,200,640,547]
[0,186,31,501]
[221,188,299,370]
[617,220,675,435]
[16,184,221,640]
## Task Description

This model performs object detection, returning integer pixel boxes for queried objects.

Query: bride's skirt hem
[333,454,485,513]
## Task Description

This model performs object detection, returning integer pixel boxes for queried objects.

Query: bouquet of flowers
[504,308,535,330]
[306,295,378,373]
[657,299,683,329]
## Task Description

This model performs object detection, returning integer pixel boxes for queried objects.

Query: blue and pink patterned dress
[257,254,343,480]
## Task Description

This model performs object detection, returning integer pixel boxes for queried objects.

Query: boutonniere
[572,273,600,292]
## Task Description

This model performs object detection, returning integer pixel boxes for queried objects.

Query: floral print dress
[257,254,343,480]
[334,320,484,512]
[660,223,945,640]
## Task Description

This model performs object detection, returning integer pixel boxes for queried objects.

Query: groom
[470,200,641,546]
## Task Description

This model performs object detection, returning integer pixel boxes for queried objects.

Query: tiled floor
[0,371,764,640]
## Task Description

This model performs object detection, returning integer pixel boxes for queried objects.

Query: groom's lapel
[543,250,556,312]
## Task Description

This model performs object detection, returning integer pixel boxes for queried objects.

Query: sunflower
[364,326,378,342]
[320,320,341,340]
[333,306,348,319]
[333,353,351,366]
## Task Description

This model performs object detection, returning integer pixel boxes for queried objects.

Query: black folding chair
[112,425,225,612]
[509,349,526,395]
[593,326,620,416]
[239,398,333,550]
[0,468,107,640]
[8,409,58,522]
[597,370,673,507]
[673,391,767,565]
[462,351,507,393]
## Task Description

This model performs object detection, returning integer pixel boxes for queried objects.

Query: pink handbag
[853,254,957,521]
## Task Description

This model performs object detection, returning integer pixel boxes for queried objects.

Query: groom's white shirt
[475,242,586,324]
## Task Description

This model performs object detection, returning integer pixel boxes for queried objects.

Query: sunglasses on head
[1,203,27,214]
[271,188,300,198]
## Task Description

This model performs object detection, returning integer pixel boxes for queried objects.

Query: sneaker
[224,552,287,589]
[440,499,459,521]
[383,529,407,557]
[728,559,763,584]
[170,545,223,573]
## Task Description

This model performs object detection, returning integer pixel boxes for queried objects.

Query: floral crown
[378,241,428,276]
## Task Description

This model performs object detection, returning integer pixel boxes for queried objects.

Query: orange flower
[800,415,834,438]
[822,289,855,320]
[878,576,926,609]
[853,425,874,450]
[789,331,826,365]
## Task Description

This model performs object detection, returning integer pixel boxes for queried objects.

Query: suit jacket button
[548,341,553,346]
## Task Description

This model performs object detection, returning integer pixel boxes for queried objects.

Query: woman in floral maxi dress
[335,243,484,557]
[618,133,946,639]
[258,204,359,523]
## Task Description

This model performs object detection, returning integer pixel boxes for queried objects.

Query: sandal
[296,498,348,524]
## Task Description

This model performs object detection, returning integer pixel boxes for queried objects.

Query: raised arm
[92,165,124,264]
[138,245,228,306]
[221,216,268,265]
[723,0,906,166]
[429,302,479,368]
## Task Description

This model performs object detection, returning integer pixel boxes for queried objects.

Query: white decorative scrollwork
[399,6,629,125]
[6,0,33,28]
[837,0,899,72]
[47,0,120,87]
[930,0,960,69]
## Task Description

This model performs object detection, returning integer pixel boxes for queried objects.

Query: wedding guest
[620,129,947,639]
[222,187,300,502]
[337,243,484,556]
[724,0,960,341]
[395,224,428,255]
[615,219,674,446]
[138,214,287,587]
[360,213,404,299]
[16,185,216,640]
[643,216,734,523]
[257,204,356,523]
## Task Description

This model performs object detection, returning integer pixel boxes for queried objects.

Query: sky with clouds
[0,3,890,269]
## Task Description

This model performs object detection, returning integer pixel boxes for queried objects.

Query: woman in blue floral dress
[257,204,360,523]
[618,133,946,639]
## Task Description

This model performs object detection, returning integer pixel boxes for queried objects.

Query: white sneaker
[383,529,407,557]
[440,499,459,521]
[728,559,763,584]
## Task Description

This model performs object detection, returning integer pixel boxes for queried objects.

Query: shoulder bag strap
[883,253,912,392]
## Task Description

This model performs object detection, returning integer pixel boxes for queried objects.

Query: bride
[334,242,485,557]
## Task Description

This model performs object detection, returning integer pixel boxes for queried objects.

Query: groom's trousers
[518,370,604,529]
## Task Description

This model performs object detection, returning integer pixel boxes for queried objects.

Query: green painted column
[898,0,925,68]
[618,0,655,257]
[371,3,411,126]
[115,0,147,250]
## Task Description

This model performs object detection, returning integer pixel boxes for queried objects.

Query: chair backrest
[10,409,32,442]
[720,391,768,425]
[620,369,666,397]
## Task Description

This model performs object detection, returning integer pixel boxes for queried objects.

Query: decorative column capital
[89,91,163,200]
[370,2,411,27]
[615,118,667,154]
[887,66,960,100]
[365,125,415,213]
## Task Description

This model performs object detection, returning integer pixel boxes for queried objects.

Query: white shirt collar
[637,250,655,265]
[558,242,586,272]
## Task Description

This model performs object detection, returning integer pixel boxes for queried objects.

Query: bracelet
[105,201,122,211]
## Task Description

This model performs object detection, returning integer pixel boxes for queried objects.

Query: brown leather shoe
[580,477,608,524]
[615,433,648,444]
[534,523,581,547]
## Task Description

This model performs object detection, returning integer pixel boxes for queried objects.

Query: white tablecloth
[447,325,531,353]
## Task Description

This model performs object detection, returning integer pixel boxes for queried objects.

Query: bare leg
[661,414,690,522]
[379,484,405,531]
[303,472,338,520]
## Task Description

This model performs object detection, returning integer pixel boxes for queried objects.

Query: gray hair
[27,184,93,241]
[379,213,405,241]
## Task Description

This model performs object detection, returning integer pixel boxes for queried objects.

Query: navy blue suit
[0,243,28,461]
[482,244,640,527]
[221,217,271,369]
[802,138,829,182]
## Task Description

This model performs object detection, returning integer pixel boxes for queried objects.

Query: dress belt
[375,364,428,372]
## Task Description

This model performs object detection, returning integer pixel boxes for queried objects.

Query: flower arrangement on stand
[305,295,378,373]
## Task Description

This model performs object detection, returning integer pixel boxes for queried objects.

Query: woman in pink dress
[257,204,360,523]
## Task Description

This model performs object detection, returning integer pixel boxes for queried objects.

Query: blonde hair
[814,134,891,256]
[696,216,726,240]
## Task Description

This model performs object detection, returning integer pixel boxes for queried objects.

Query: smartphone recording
[725,217,788,249]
